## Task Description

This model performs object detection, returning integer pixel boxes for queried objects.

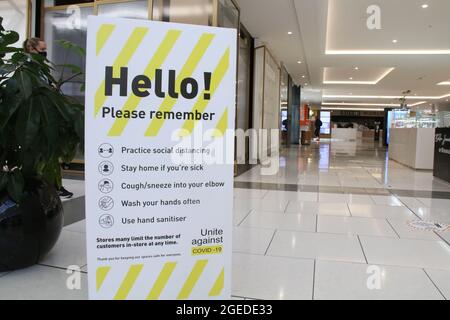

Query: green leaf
[0,46,20,55]
[6,170,24,203]
[0,30,20,47]
[0,91,21,128]
[41,160,62,188]
[0,63,16,75]
[12,68,33,99]
[15,96,41,149]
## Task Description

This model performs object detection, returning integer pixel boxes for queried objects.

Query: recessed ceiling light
[302,75,306,78]
[392,39,398,43]
[288,31,293,35]
[349,77,353,80]
[297,61,302,64]
[304,83,308,86]
[354,67,359,70]
[422,4,429,9]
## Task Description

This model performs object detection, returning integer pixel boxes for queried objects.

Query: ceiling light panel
[325,0,450,55]
[323,67,395,84]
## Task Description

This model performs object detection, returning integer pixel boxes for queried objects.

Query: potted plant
[0,21,84,271]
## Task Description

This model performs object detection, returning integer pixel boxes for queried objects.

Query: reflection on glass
[153,0,213,26]
[320,111,331,135]
[44,6,92,102]
[236,32,250,131]
[218,0,239,28]
[98,0,148,20]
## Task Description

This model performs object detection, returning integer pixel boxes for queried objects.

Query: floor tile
[417,198,450,209]
[314,260,443,300]
[233,209,251,226]
[285,201,320,215]
[349,204,417,221]
[436,231,450,245]
[359,236,450,270]
[233,188,269,199]
[267,231,365,263]
[64,220,86,234]
[234,198,289,213]
[39,230,87,269]
[318,193,374,204]
[233,226,275,255]
[241,211,316,232]
[61,179,85,201]
[387,219,442,241]
[0,265,88,300]
[425,268,450,299]
[411,207,450,223]
[232,253,314,300]
[370,195,404,207]
[316,203,351,216]
[318,216,397,238]
[397,197,427,208]
[263,190,318,202]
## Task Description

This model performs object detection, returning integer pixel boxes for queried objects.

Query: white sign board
[85,16,236,300]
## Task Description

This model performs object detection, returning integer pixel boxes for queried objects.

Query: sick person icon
[98,161,114,176]
[98,143,114,158]
[98,179,113,194]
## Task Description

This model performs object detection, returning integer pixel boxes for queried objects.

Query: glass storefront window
[97,0,149,20]
[153,0,213,26]
[437,112,450,128]
[218,0,239,29]
[0,0,29,45]
[44,5,93,102]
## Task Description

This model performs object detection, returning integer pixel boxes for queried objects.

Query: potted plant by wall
[0,21,84,271]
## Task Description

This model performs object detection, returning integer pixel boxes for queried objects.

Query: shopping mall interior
[1,0,450,300]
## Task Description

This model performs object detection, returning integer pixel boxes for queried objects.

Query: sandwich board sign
[84,16,236,300]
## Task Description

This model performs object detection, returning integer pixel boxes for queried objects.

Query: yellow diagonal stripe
[96,24,116,56]
[144,33,215,137]
[177,260,208,300]
[107,30,182,136]
[179,48,230,136]
[113,264,144,300]
[146,262,177,300]
[96,266,111,292]
[94,27,149,116]
[208,268,224,297]
[212,108,228,138]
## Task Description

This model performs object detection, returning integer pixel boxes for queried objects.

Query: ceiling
[236,0,450,110]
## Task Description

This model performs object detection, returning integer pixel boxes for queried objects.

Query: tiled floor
[1,139,450,300]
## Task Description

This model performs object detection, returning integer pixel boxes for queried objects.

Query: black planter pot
[0,177,64,272]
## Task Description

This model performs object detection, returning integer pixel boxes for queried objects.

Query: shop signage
[434,128,450,183]
[85,17,236,300]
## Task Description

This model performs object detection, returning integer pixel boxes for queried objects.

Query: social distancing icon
[98,143,114,158]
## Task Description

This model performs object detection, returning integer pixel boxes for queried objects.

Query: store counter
[331,128,358,141]
[389,128,435,169]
